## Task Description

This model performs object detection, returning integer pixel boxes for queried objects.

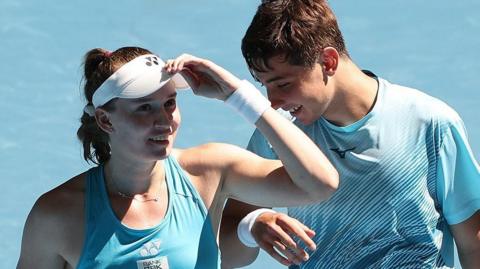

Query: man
[219,0,480,268]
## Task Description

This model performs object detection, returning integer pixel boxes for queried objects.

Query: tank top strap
[164,155,208,218]
[77,166,105,264]
[84,166,105,225]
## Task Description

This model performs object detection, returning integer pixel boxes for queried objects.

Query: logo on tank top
[137,240,169,269]
[330,147,356,159]
[139,240,162,257]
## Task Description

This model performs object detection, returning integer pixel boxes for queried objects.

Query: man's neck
[323,59,379,127]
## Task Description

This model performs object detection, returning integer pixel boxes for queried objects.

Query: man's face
[253,55,335,125]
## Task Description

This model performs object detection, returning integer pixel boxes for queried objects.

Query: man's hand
[252,211,316,266]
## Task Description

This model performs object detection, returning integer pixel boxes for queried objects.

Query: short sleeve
[436,116,480,225]
[246,128,279,160]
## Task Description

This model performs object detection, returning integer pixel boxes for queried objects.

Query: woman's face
[106,81,180,162]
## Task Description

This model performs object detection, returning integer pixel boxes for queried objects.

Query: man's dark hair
[242,0,349,77]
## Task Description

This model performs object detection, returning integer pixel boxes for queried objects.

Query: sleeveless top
[77,156,221,269]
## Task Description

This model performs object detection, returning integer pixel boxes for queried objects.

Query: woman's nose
[153,110,172,129]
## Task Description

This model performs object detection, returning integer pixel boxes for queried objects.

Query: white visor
[92,54,189,108]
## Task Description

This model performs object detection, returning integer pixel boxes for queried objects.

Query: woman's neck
[104,155,166,196]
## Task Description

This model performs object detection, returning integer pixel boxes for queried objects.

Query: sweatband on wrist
[237,208,276,248]
[225,80,271,125]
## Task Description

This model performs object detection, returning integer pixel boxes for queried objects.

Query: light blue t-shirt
[247,77,480,268]
[77,156,220,269]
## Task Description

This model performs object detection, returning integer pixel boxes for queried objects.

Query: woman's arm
[166,54,338,206]
[17,175,85,269]
[17,195,67,269]
[168,54,338,268]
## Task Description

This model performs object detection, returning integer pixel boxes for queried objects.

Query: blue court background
[0,0,478,268]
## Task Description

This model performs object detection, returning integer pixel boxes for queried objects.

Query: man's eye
[278,82,290,88]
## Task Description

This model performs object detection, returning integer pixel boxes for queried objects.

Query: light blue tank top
[77,156,220,269]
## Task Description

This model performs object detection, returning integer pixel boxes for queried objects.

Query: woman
[17,46,338,268]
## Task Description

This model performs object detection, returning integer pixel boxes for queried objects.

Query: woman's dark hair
[77,46,152,164]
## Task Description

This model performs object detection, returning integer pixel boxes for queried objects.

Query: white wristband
[225,80,271,125]
[237,208,276,247]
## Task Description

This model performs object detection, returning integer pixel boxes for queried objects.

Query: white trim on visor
[91,54,189,108]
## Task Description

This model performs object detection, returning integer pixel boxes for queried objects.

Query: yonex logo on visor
[145,56,159,66]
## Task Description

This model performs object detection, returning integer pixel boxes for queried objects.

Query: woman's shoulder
[29,171,88,228]
[21,171,90,265]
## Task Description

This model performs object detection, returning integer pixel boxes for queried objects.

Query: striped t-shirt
[247,77,480,268]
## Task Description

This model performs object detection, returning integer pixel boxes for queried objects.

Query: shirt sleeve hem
[445,199,480,225]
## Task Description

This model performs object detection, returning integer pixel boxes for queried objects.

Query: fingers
[272,226,310,263]
[164,54,211,93]
[164,53,202,74]
[270,235,310,265]
[165,53,241,94]
[253,212,316,265]
[269,223,299,250]
[261,246,291,266]
[275,214,316,252]
[257,235,292,266]
[165,54,203,91]
[281,217,317,251]
[257,226,310,265]
[292,218,315,238]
